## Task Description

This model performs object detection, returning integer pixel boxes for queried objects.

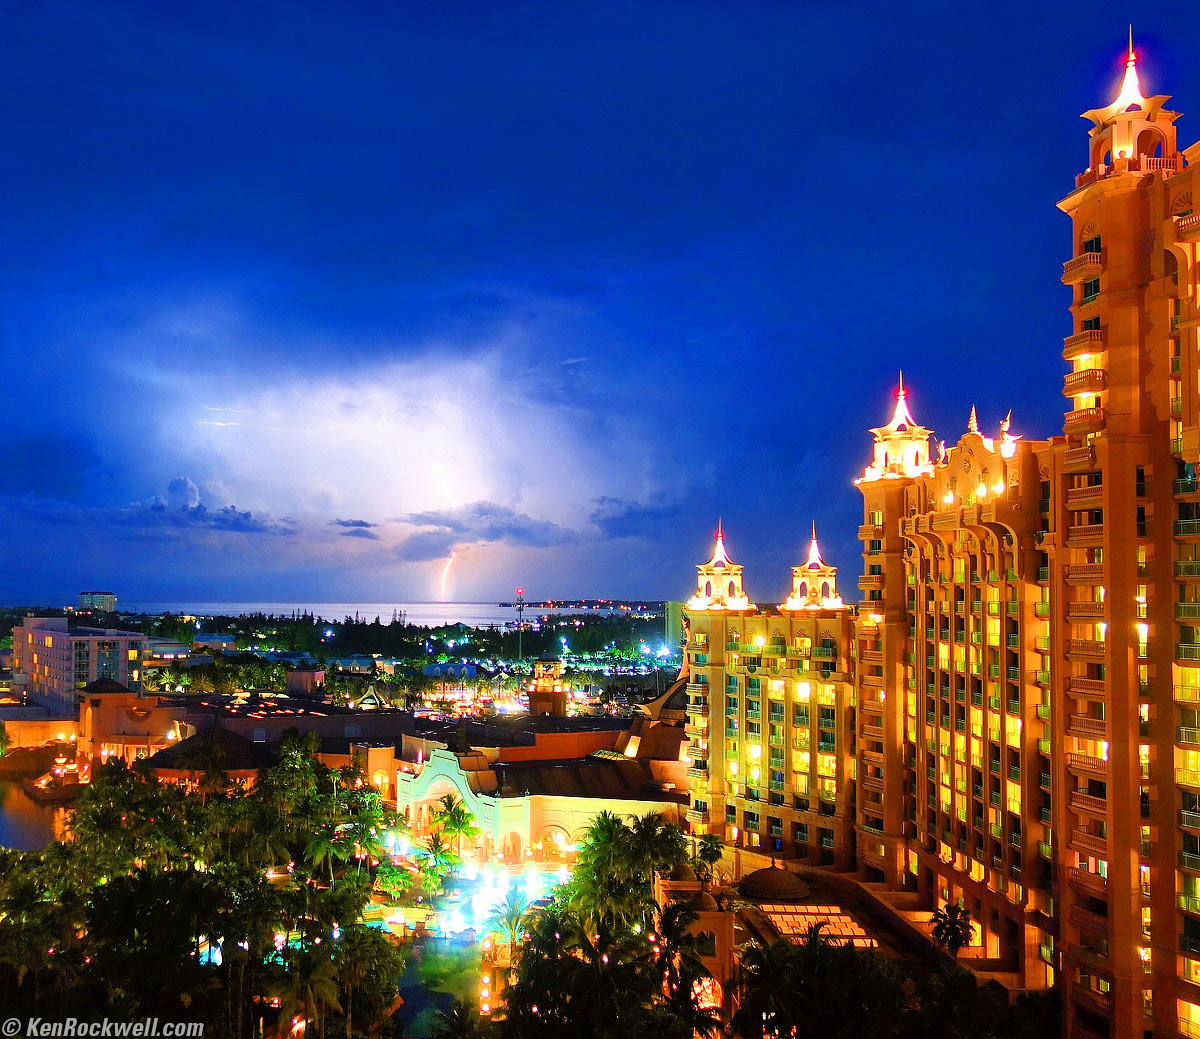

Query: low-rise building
[13,617,145,713]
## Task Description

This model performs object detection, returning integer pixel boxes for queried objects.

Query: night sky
[3,2,1196,605]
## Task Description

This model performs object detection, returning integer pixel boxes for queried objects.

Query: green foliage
[0,729,403,1037]
[501,813,715,1039]
[931,901,974,960]
[0,719,9,758]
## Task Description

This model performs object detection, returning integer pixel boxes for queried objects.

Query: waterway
[84,601,637,627]
[0,780,66,851]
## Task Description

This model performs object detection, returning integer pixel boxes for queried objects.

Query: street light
[514,587,526,662]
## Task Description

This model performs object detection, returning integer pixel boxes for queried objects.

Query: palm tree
[932,901,973,960]
[490,888,533,962]
[693,833,724,882]
[434,794,481,858]
[305,829,351,883]
[275,947,343,1039]
[432,998,492,1039]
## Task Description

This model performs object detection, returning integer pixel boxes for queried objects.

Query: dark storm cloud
[340,527,381,541]
[332,518,377,529]
[395,501,575,561]
[589,496,682,539]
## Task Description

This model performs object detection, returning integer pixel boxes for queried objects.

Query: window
[1082,316,1101,331]
[1082,278,1100,302]
[1082,235,1102,254]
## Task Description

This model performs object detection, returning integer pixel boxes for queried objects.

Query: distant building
[193,633,238,652]
[12,617,144,713]
[664,600,685,651]
[682,524,858,868]
[77,591,117,613]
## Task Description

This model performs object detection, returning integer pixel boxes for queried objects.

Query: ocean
[114,601,644,626]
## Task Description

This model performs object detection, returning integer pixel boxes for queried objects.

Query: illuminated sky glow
[2,2,1194,602]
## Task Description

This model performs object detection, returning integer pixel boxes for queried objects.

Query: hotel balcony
[1177,561,1200,579]
[1178,644,1200,663]
[1070,820,1104,854]
[1066,522,1104,546]
[1062,253,1104,284]
[858,574,885,591]
[1066,639,1106,659]
[685,807,709,824]
[1070,986,1112,1018]
[1069,790,1107,816]
[1068,900,1110,935]
[685,699,708,717]
[1063,406,1106,435]
[1063,369,1108,397]
[1065,940,1108,969]
[686,765,709,780]
[1068,715,1107,739]
[1180,809,1200,830]
[858,522,883,540]
[1177,212,1200,241]
[1062,328,1105,361]
[1066,676,1106,698]
[1067,868,1108,897]
[1064,444,1096,469]
[1176,519,1200,539]
[861,722,883,742]
[1066,600,1105,620]
[1066,752,1107,776]
[1064,484,1104,509]
[1064,562,1104,584]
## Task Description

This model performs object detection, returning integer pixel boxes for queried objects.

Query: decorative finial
[967,405,979,434]
[1000,410,1011,433]
[898,370,905,396]
[1129,24,1135,63]
[811,519,817,541]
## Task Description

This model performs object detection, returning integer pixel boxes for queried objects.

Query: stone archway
[537,824,570,861]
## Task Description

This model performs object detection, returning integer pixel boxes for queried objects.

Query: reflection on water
[0,780,67,850]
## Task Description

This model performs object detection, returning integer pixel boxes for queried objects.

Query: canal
[0,780,66,850]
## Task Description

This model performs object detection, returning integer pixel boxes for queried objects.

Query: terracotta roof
[494,757,687,803]
[147,726,277,773]
[739,864,810,902]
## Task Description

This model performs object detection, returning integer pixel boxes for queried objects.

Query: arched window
[1137,128,1164,159]
[727,580,736,598]
[704,580,712,597]
[821,582,830,598]
[798,582,808,599]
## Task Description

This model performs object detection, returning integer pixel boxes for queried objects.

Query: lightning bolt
[440,550,457,603]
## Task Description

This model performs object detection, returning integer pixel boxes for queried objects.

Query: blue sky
[2,1,1195,604]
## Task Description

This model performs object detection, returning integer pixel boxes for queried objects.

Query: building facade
[678,41,1200,1039]
[854,383,1054,990]
[1049,38,1200,1039]
[683,524,858,869]
[12,617,144,713]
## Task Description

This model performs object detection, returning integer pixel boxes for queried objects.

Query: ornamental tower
[1052,34,1200,1039]
[783,524,844,611]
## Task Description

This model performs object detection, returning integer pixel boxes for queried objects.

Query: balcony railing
[1066,752,1106,775]
[1178,519,1200,537]
[1066,639,1105,657]
[1062,253,1104,283]
[1065,563,1104,582]
[1063,407,1106,434]
[1069,790,1107,815]
[1062,328,1105,360]
[1063,369,1108,397]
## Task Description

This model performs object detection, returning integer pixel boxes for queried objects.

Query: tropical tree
[931,901,974,960]
[275,946,343,1039]
[433,794,480,858]
[489,887,533,961]
[692,833,724,882]
[432,998,493,1039]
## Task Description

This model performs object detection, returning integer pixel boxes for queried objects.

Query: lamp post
[515,587,525,662]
